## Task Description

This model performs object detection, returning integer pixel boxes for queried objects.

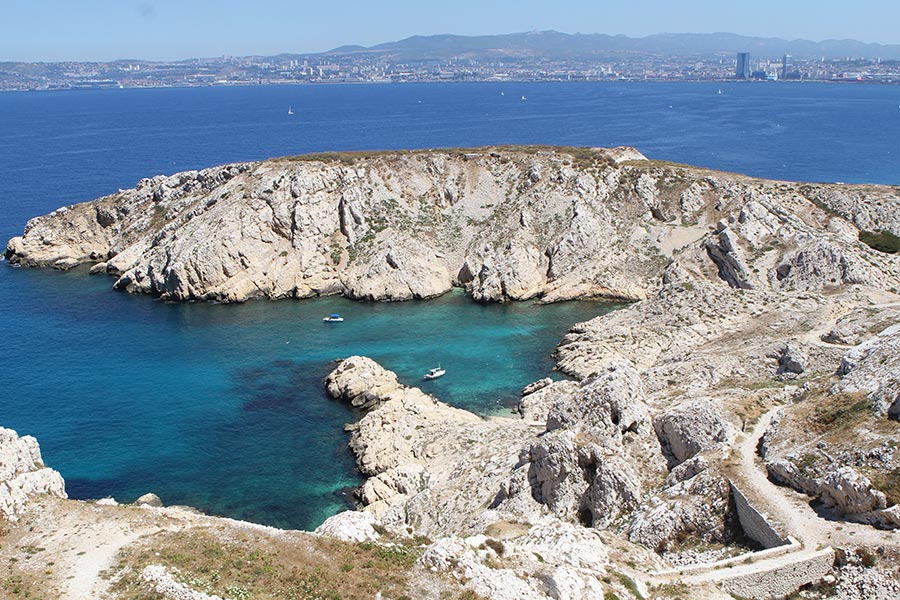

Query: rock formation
[0,427,67,521]
[10,147,899,306]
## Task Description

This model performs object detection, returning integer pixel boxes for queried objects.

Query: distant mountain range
[322,30,900,61]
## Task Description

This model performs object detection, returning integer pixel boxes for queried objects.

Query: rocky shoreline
[4,146,900,599]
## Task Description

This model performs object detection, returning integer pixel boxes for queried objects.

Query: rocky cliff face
[0,427,66,521]
[9,146,900,305]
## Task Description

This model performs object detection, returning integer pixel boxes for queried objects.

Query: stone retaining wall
[716,548,835,600]
[730,481,789,549]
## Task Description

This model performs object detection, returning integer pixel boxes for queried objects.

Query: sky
[2,0,898,62]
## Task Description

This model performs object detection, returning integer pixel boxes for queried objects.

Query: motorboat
[423,366,446,380]
[323,313,344,322]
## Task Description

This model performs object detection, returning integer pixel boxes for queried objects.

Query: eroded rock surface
[0,427,67,521]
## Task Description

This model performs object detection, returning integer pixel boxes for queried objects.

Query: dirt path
[0,497,197,599]
[731,407,899,550]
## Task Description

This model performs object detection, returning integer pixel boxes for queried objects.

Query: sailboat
[288,106,294,115]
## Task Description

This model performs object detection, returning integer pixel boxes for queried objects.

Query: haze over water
[1,81,898,529]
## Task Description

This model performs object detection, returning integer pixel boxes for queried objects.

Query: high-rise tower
[736,52,750,79]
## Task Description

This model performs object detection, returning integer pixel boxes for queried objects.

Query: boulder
[819,467,887,515]
[653,399,736,465]
[315,510,380,543]
[135,492,163,507]
[777,342,808,375]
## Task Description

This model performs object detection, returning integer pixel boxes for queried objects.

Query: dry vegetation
[109,528,473,600]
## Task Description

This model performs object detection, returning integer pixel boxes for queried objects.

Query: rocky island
[3,146,900,599]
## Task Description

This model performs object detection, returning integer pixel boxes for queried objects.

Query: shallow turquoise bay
[0,265,615,529]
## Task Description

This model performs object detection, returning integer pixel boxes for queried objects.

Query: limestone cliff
[9,146,900,304]
[0,427,66,521]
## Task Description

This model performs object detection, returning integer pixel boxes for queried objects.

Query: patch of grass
[811,392,871,433]
[329,244,342,265]
[869,467,900,507]
[795,452,821,478]
[653,582,690,599]
[859,230,900,254]
[109,529,439,600]
[614,572,641,599]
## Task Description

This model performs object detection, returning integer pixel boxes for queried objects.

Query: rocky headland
[4,146,900,599]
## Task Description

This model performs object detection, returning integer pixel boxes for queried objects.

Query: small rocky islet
[3,146,900,599]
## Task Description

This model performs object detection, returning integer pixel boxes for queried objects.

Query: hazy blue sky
[2,0,898,61]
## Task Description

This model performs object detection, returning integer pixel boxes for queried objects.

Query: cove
[0,264,618,529]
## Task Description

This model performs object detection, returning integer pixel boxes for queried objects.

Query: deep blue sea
[1,82,899,529]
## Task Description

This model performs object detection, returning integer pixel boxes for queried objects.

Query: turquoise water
[2,81,898,529]
[0,263,615,528]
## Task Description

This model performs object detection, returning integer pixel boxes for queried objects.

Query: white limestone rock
[628,461,732,550]
[315,510,381,543]
[518,379,577,423]
[653,399,736,465]
[545,360,649,437]
[819,467,887,515]
[834,323,900,417]
[135,492,163,507]
[142,564,224,600]
[0,427,67,521]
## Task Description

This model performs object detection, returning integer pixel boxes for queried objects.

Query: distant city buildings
[1,49,898,91]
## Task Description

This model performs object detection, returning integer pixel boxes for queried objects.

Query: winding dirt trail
[730,407,899,550]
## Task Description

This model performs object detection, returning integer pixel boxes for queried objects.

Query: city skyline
[2,0,900,62]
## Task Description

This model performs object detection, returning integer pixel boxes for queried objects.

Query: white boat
[423,367,445,380]
[288,106,294,115]
[323,313,344,322]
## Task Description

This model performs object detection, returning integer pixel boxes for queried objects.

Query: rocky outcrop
[835,323,900,417]
[819,467,888,515]
[9,147,900,305]
[629,458,733,551]
[314,510,380,543]
[653,399,736,465]
[0,427,67,521]
[821,306,900,346]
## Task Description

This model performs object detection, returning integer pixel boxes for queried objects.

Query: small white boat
[288,106,294,115]
[323,313,344,322]
[423,367,445,380]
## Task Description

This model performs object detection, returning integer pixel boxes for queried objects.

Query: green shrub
[859,230,900,254]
